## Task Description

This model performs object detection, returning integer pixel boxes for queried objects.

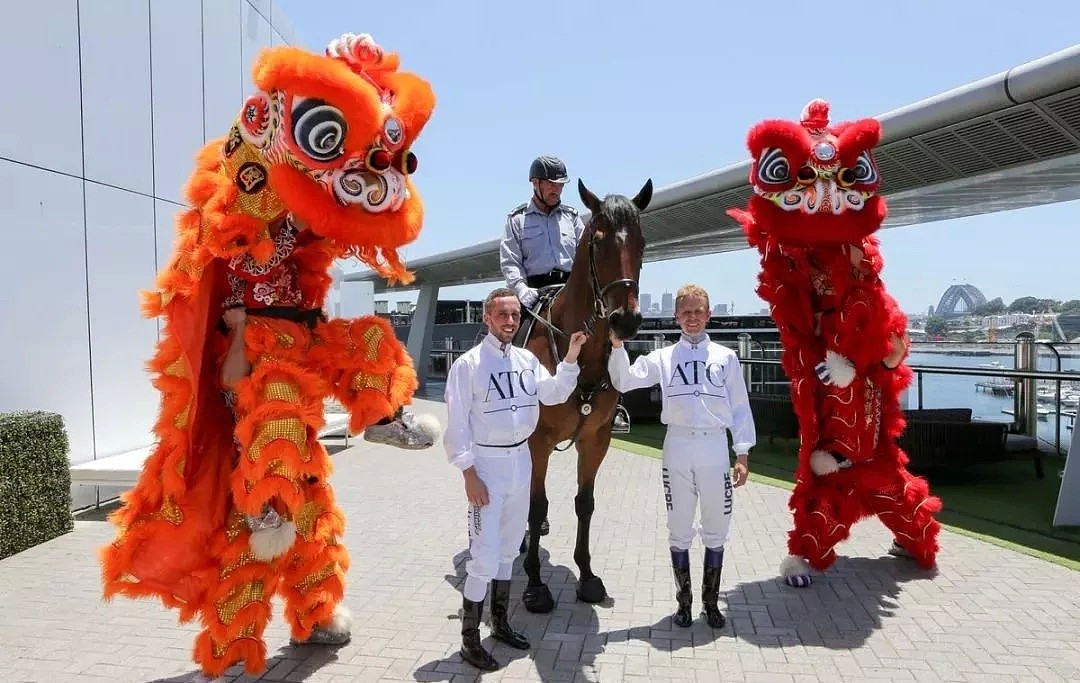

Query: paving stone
[0,397,1077,682]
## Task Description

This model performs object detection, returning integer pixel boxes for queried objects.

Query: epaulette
[508,203,527,217]
[559,203,579,216]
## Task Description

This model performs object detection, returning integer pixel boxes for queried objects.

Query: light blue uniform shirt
[500,199,586,298]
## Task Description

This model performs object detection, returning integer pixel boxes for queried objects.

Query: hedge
[0,411,74,559]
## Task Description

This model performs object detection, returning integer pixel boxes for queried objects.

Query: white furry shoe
[246,507,297,562]
[780,555,812,588]
[291,605,353,646]
[189,673,226,683]
[363,411,442,450]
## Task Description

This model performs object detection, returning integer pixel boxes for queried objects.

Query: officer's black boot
[701,547,726,628]
[460,596,499,671]
[671,549,693,627]
[489,579,530,649]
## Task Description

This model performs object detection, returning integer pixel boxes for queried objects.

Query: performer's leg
[694,447,732,628]
[782,471,863,582]
[489,449,530,650]
[278,477,352,645]
[861,459,942,569]
[662,440,696,627]
[230,320,327,522]
[192,513,282,677]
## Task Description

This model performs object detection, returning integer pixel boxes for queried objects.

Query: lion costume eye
[291,98,347,162]
[851,151,877,183]
[756,148,790,185]
[839,151,878,187]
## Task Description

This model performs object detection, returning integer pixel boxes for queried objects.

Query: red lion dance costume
[99,33,436,679]
[727,99,942,588]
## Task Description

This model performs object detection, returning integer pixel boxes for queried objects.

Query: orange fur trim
[278,538,348,640]
[308,316,417,431]
[194,631,267,677]
[266,164,420,284]
[368,70,437,150]
[252,47,384,156]
[104,34,434,678]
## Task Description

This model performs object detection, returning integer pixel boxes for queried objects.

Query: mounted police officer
[499,155,630,432]
[499,155,585,309]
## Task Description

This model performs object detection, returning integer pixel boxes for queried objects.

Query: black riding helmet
[529,155,569,184]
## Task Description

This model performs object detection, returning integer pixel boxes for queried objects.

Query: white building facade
[0,0,298,509]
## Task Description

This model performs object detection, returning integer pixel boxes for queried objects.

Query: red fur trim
[746,120,812,193]
[834,118,881,167]
[734,103,941,574]
[748,194,886,245]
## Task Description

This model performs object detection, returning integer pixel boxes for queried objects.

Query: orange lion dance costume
[727,99,942,588]
[100,33,436,678]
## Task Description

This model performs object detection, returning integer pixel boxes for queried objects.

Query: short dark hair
[484,287,517,313]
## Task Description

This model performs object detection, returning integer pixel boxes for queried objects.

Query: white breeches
[662,426,734,551]
[465,445,531,590]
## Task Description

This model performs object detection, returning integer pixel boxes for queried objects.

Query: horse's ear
[632,178,653,212]
[578,178,602,214]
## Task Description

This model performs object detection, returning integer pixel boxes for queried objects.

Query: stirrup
[611,405,631,434]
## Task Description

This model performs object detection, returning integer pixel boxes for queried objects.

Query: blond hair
[675,283,710,312]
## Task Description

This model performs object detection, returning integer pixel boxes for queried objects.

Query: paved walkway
[1,397,1078,683]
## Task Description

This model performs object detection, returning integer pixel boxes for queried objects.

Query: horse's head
[576,178,653,341]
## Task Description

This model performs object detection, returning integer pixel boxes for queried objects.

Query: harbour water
[905,351,1077,455]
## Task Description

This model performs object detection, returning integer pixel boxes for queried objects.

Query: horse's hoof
[576,575,607,603]
[523,584,554,613]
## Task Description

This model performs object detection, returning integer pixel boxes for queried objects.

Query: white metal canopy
[347,44,1080,293]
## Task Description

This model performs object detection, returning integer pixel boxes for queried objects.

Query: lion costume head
[193,32,435,284]
[737,98,886,246]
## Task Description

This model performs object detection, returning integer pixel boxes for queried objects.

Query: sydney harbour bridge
[934,284,989,318]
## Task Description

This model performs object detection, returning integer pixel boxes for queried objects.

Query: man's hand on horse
[462,467,489,506]
[565,331,588,363]
[519,287,539,308]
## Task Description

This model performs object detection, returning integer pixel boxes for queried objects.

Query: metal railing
[422,333,1078,455]
[730,335,1077,456]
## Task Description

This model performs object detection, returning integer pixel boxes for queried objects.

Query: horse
[517,177,653,613]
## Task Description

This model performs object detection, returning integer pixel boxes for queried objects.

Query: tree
[1058,299,1080,315]
[974,297,1005,316]
[1008,296,1041,313]
[925,316,948,337]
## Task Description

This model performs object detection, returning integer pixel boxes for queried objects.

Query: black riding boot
[489,580,530,649]
[701,547,726,628]
[460,597,499,671]
[671,549,693,627]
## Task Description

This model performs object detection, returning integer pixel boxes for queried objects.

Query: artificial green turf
[612,422,1080,570]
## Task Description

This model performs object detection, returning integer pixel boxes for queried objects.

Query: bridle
[525,220,641,339]
[521,219,643,451]
[583,225,639,334]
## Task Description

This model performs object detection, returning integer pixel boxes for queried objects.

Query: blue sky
[278,0,1078,315]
